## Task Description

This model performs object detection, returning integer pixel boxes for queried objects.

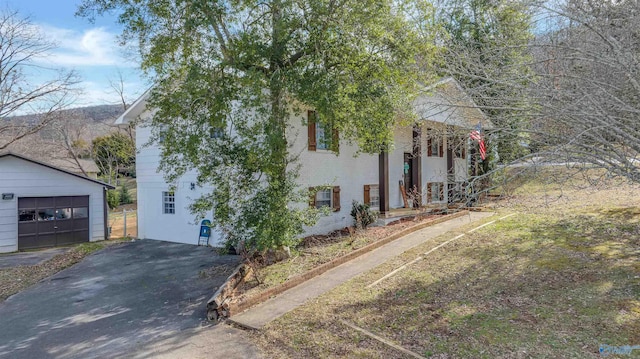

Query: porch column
[412,125,422,207]
[378,151,389,216]
[446,125,454,182]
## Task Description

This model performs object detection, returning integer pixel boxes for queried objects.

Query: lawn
[253,168,640,358]
[238,213,445,300]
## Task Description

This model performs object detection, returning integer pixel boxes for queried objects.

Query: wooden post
[123,209,127,238]
[379,151,389,216]
[412,125,422,207]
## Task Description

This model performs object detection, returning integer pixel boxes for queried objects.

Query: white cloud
[35,24,136,68]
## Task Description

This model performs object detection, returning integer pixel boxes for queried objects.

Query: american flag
[470,123,486,160]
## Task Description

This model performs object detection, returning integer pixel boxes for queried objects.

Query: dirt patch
[109,210,137,238]
[199,263,238,279]
[0,240,125,302]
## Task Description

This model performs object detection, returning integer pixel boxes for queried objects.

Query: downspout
[103,187,109,240]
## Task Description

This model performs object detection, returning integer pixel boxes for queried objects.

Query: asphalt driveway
[0,239,252,358]
[0,247,71,269]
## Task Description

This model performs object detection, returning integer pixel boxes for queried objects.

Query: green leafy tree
[92,132,135,184]
[435,0,535,163]
[78,0,438,252]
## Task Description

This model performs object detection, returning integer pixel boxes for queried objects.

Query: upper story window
[454,137,466,159]
[156,124,168,143]
[307,110,339,152]
[210,127,224,139]
[427,129,443,157]
[316,121,332,150]
[163,191,175,214]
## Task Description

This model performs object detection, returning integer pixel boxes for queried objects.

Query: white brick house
[116,77,490,246]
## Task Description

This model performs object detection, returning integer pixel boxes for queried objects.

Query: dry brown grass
[0,241,125,302]
[253,168,640,358]
[238,214,441,300]
[109,210,137,238]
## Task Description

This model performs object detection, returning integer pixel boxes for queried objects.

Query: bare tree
[107,68,137,143]
[108,68,132,111]
[0,9,79,150]
[46,110,92,176]
[427,0,640,203]
[523,0,640,182]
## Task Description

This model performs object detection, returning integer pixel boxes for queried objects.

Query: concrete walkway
[230,211,495,329]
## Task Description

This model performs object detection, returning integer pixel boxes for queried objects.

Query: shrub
[350,200,378,230]
[119,185,133,205]
[106,190,120,210]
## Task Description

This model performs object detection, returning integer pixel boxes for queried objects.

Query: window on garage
[73,207,89,218]
[38,208,55,221]
[19,210,37,222]
[56,208,72,220]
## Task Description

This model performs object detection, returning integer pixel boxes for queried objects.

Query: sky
[7,0,147,110]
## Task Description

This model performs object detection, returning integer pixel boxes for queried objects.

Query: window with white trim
[430,139,440,157]
[316,121,333,150]
[453,137,466,159]
[427,128,443,157]
[431,182,444,202]
[163,191,175,214]
[370,185,380,209]
[308,110,339,152]
[315,189,332,208]
[310,186,341,212]
[210,127,224,139]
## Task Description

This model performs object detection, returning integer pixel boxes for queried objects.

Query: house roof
[0,152,115,189]
[47,158,100,174]
[114,88,151,125]
[416,77,493,130]
[115,78,492,131]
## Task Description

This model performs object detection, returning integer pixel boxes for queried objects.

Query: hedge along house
[116,77,491,246]
[0,152,115,253]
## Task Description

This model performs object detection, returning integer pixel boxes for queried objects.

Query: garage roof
[0,152,116,189]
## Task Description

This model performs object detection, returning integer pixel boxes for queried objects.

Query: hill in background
[4,103,130,174]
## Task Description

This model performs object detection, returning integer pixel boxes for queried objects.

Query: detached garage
[0,152,115,253]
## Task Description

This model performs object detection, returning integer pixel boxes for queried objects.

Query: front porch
[373,205,449,226]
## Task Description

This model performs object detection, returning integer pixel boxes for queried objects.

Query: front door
[403,153,413,194]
